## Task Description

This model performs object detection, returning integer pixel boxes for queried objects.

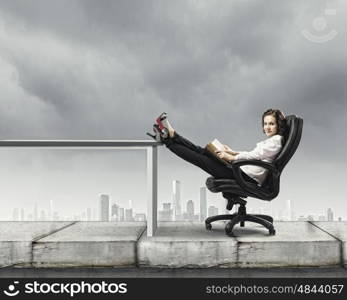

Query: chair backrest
[274,115,303,173]
[253,115,303,198]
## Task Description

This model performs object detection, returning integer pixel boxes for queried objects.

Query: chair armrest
[231,159,278,173]
[226,159,279,193]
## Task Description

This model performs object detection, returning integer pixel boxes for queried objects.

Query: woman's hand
[215,150,237,163]
[223,145,239,155]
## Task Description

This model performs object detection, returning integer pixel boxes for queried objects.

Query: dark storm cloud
[0,0,294,111]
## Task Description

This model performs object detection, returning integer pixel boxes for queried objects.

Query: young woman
[147,109,287,186]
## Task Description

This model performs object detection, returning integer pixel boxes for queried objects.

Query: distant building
[39,210,46,221]
[187,200,194,217]
[125,208,134,221]
[200,187,207,221]
[159,203,173,221]
[327,208,334,221]
[118,207,125,221]
[208,205,218,217]
[111,203,119,221]
[173,180,182,220]
[99,194,110,221]
[182,200,199,221]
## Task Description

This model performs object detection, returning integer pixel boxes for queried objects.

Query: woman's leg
[164,136,234,179]
[168,132,206,154]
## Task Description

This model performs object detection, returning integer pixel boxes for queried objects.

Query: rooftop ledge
[0,221,346,269]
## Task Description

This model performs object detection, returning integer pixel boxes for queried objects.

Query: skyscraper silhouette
[200,187,207,221]
[118,207,125,221]
[186,200,194,220]
[173,180,181,221]
[111,203,119,221]
[327,208,334,221]
[99,194,110,221]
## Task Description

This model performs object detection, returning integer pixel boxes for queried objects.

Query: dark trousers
[164,132,256,183]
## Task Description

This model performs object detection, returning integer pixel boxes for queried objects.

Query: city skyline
[7,179,344,222]
[9,199,342,222]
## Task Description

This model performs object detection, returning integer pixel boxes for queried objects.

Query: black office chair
[205,115,303,236]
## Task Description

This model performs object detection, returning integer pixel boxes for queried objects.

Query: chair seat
[206,177,261,198]
[206,176,277,200]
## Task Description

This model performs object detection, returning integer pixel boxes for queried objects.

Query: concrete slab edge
[309,221,345,267]
[30,222,79,267]
[135,227,147,268]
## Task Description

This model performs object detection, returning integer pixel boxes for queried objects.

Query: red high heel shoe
[155,112,167,131]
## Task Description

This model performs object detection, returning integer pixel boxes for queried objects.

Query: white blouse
[234,134,283,185]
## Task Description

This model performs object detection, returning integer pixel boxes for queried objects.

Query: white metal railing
[0,140,161,237]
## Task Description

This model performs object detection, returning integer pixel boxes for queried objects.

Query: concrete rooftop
[0,221,346,276]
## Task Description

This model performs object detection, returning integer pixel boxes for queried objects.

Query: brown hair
[262,109,287,136]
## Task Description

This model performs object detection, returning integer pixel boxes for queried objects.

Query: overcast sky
[0,0,346,220]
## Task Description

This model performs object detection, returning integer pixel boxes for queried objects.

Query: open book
[205,138,229,165]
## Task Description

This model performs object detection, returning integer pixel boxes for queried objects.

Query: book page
[212,139,224,151]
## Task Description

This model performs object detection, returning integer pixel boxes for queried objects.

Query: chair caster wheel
[205,223,212,230]
[269,228,276,235]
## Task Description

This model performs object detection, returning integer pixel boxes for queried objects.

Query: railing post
[147,145,158,236]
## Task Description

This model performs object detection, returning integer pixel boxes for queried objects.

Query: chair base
[205,203,275,236]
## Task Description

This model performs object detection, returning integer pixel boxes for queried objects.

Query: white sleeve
[235,136,283,161]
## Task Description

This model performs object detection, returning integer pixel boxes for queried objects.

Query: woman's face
[263,115,278,137]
